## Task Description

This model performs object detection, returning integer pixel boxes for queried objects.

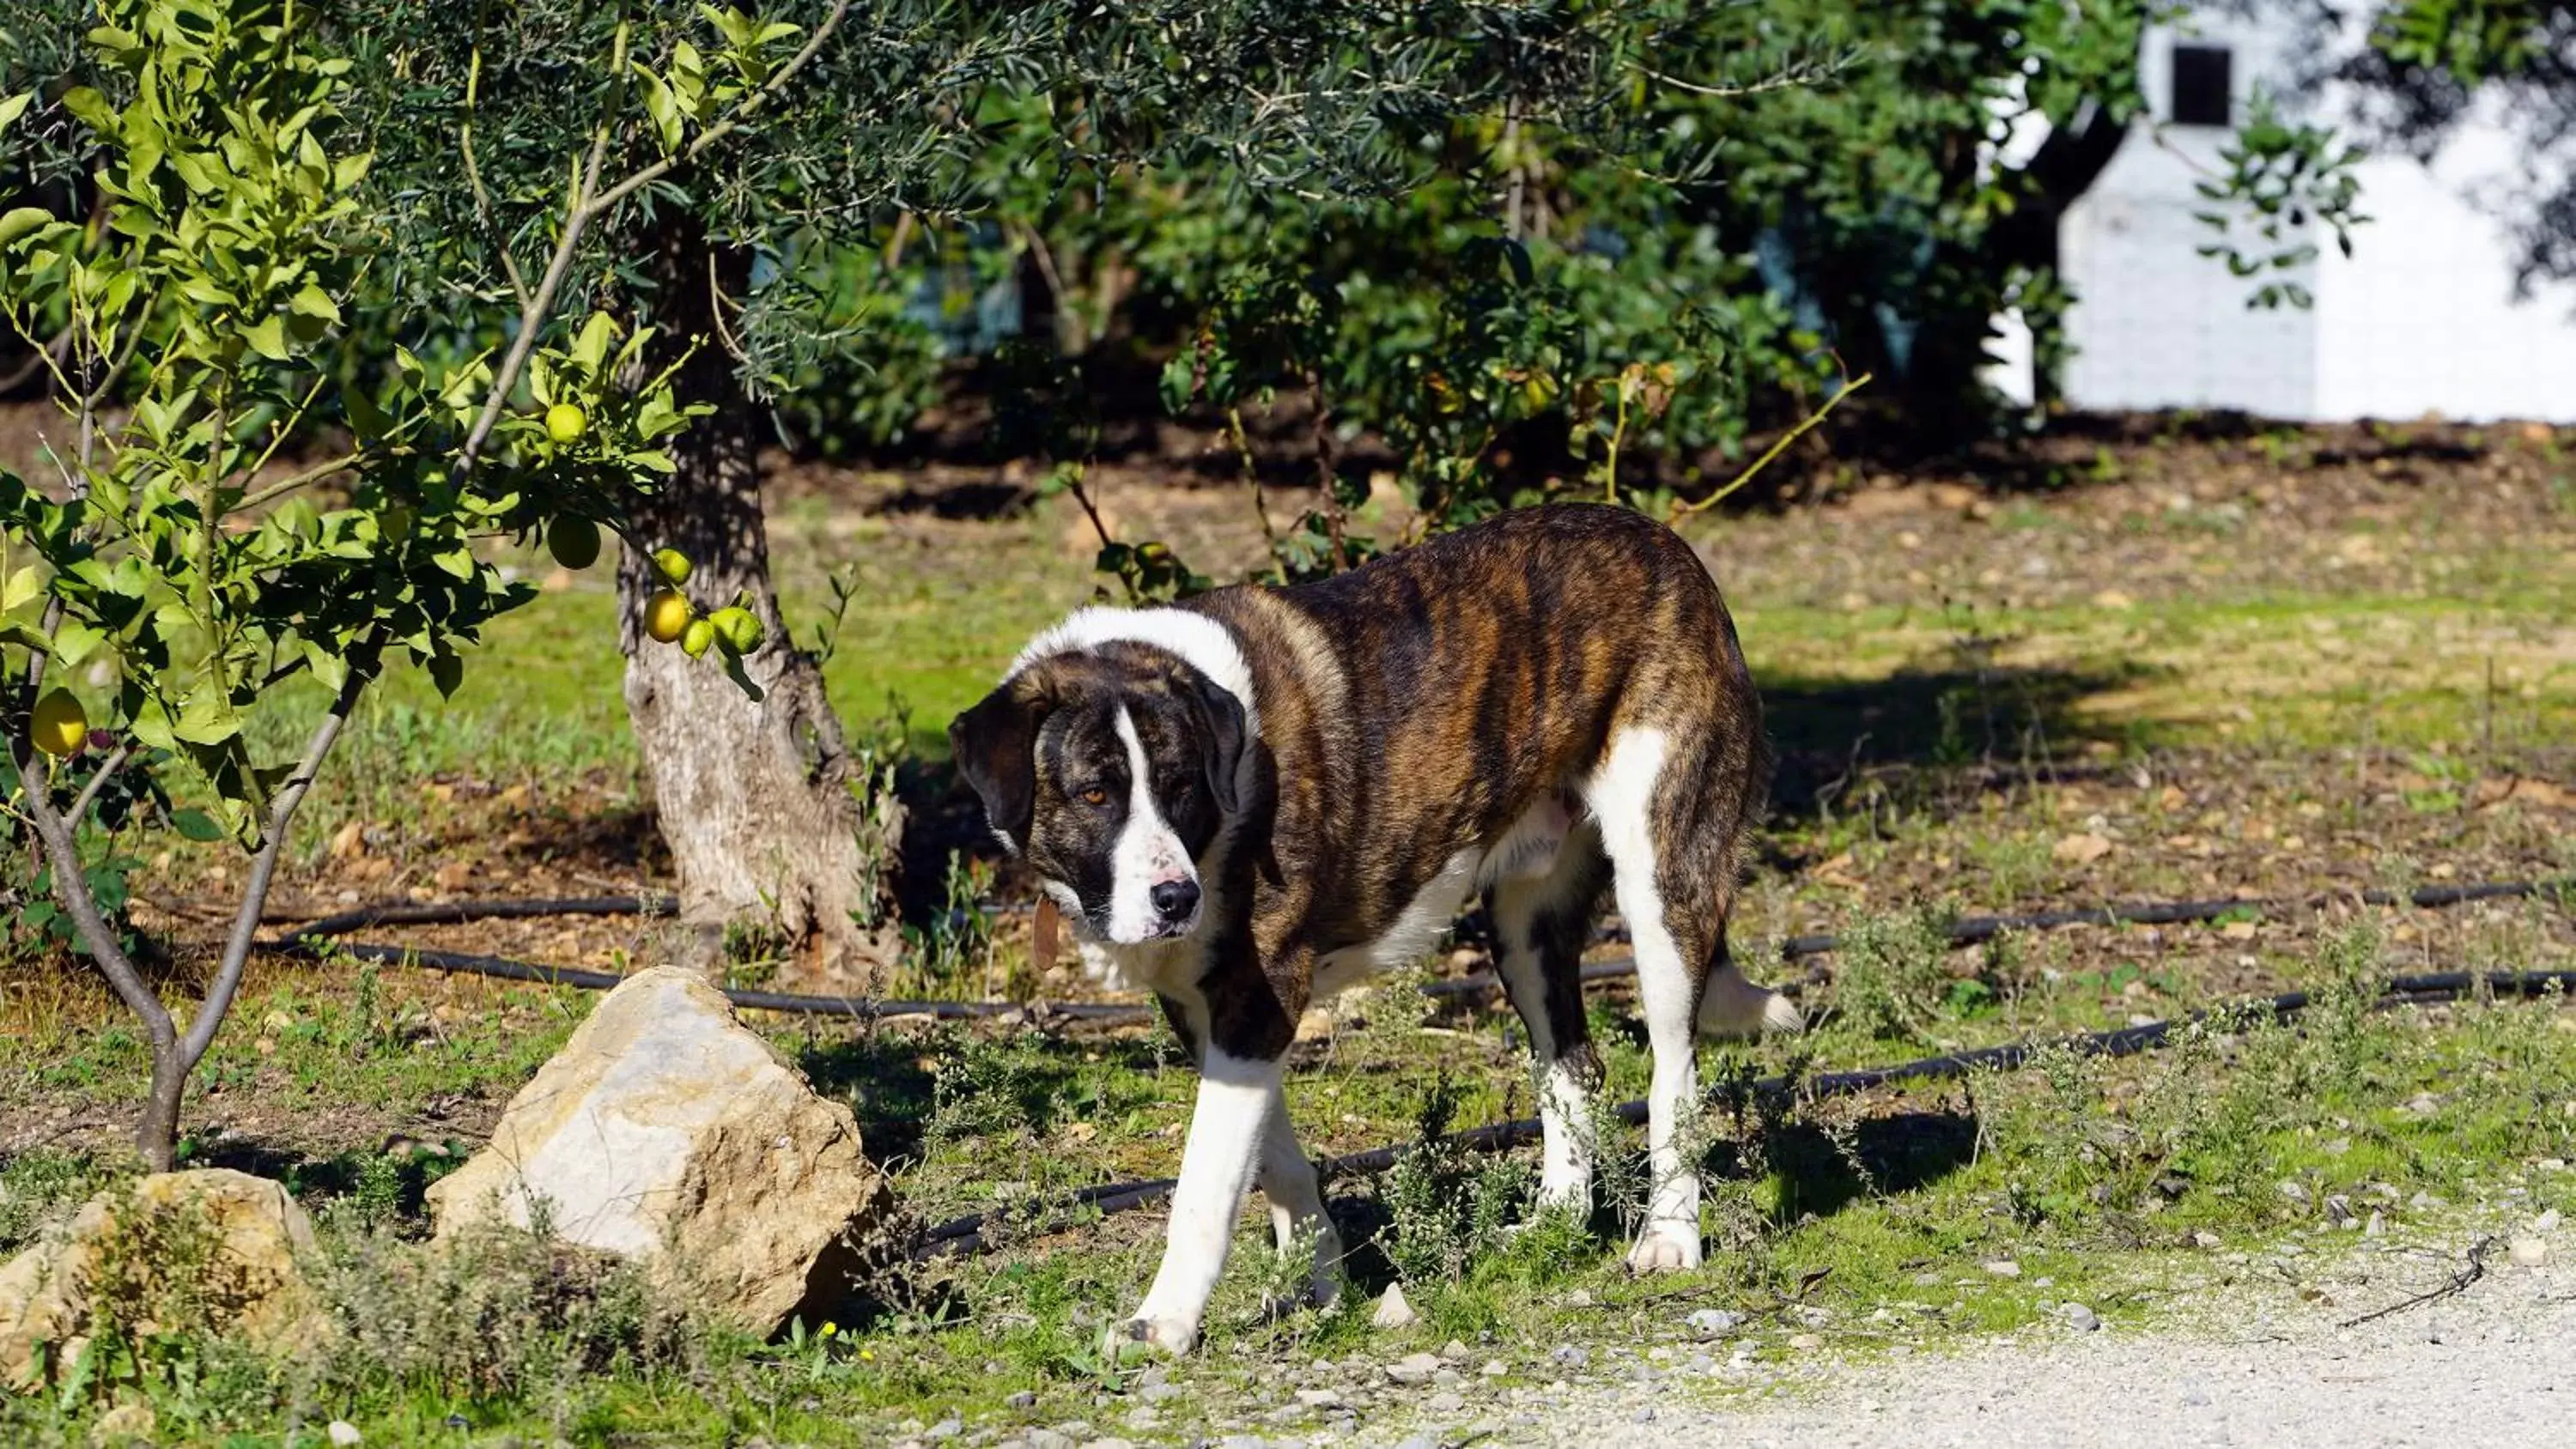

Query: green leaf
[288,282,341,324]
[0,93,30,134]
[171,682,240,747]
[59,86,114,134]
[169,809,224,842]
[2,563,40,613]
[570,311,618,374]
[635,66,684,154]
[0,205,55,247]
[428,650,463,699]
[52,617,106,665]
[243,314,291,361]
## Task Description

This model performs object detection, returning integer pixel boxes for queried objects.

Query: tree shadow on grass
[1317,1103,1982,1307]
[795,1028,1175,1173]
[1757,653,2170,825]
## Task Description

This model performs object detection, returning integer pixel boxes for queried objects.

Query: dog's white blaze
[1127,1048,1279,1352]
[1012,606,1261,743]
[1105,707,1194,945]
[1584,726,1704,1269]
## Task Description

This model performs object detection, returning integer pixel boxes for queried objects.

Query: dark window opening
[2171,44,2233,128]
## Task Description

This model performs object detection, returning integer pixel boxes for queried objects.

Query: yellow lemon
[544,402,586,445]
[547,517,601,570]
[31,688,88,758]
[643,589,692,644]
[680,618,716,658]
[652,547,692,585]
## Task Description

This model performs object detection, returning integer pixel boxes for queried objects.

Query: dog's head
[949,642,1247,944]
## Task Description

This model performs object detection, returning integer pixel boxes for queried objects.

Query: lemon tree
[0,0,838,1167]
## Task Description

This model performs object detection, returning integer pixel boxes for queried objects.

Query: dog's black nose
[1150,878,1200,923]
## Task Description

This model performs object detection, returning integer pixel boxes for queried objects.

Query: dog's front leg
[1113,1047,1281,1355]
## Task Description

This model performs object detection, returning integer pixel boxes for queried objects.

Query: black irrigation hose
[911,967,2576,1258]
[1423,876,2576,1003]
[270,938,1152,1023]
[267,874,2576,1034]
[291,894,678,939]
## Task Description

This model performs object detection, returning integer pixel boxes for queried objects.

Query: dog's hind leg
[1586,725,1715,1273]
[1256,1083,1343,1307]
[1487,816,1611,1214]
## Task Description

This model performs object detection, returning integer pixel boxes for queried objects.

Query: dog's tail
[1696,958,1807,1038]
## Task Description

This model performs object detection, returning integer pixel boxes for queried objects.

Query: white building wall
[2060,13,2318,416]
[2051,9,2576,421]
[2308,101,2576,421]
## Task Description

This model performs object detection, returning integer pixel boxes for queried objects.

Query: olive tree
[321,0,1822,981]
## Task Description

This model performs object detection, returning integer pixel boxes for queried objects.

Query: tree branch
[455,1,852,478]
[181,651,370,1070]
[1669,372,1872,518]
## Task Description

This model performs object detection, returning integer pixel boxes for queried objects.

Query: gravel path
[1353,1240,2571,1449]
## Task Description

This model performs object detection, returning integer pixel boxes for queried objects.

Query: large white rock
[0,1168,327,1389]
[426,967,891,1333]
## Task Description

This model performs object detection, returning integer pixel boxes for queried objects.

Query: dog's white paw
[1105,1312,1200,1358]
[1625,1224,1703,1274]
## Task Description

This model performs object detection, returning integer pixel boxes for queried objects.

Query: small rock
[326,1422,363,1447]
[1563,1288,1595,1308]
[1122,1408,1160,1432]
[1686,1307,1743,1338]
[1788,1333,1824,1350]
[926,1422,963,1440]
[1547,1344,1589,1368]
[1371,1282,1419,1331]
[2277,1180,2312,1206]
[1479,1359,1507,1378]
[1091,1441,1135,1449]
[1006,1392,1038,1411]
[2510,1237,2549,1267]
[1024,1433,1076,1449]
[1633,1407,1659,1423]
[2324,1194,2355,1226]
[1295,1389,1342,1409]
[2052,833,2113,865]
[1139,1382,1183,1405]
[1427,1391,1467,1413]
[1981,1259,2023,1278]
[2060,1303,2102,1332]
[2533,1210,2562,1233]
[2366,1212,2386,1237]
[2193,1230,2223,1249]
[1439,1338,1471,1361]
[1386,1351,1444,1385]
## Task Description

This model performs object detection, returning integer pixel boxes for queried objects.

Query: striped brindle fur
[949,503,1801,1355]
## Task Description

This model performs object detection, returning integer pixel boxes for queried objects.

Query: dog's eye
[1081,786,1111,807]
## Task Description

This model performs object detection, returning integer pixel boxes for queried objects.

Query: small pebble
[2510,1237,2549,1267]
[1372,1282,1419,1331]
[1007,1392,1038,1411]
[1789,1333,1824,1350]
[1686,1307,1744,1338]
[1548,1344,1590,1368]
[1427,1391,1467,1413]
[1982,1259,2022,1278]
[1479,1359,1508,1378]
[927,1421,963,1441]
[327,1424,362,1448]
[2061,1302,2102,1333]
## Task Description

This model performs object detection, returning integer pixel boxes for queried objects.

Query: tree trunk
[620,225,904,988]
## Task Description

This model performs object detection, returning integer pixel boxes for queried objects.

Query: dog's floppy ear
[949,672,1057,851]
[1182,672,1249,816]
